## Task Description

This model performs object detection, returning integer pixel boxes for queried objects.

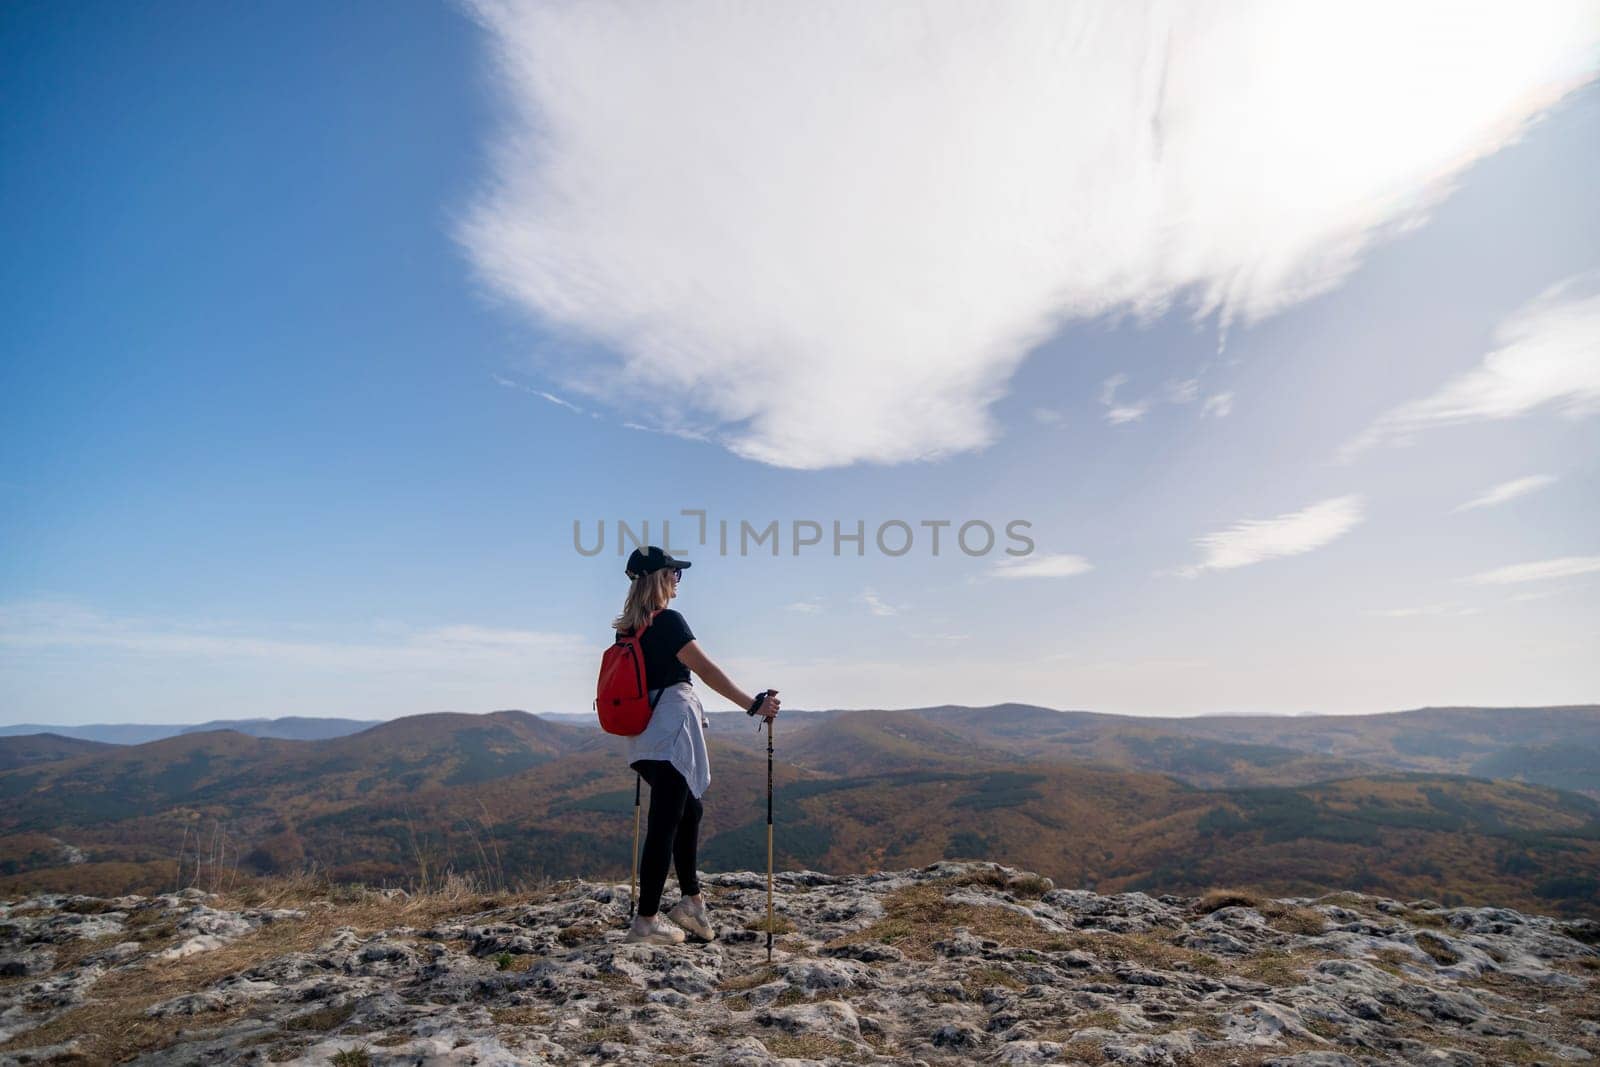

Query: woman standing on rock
[615,546,780,945]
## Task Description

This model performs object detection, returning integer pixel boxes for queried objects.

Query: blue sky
[2,1,1597,724]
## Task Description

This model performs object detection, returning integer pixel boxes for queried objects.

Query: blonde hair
[612,569,675,634]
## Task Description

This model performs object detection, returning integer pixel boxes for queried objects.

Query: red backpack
[595,610,665,736]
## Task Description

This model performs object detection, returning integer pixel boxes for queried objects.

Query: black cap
[625,546,692,580]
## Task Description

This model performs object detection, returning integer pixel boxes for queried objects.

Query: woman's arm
[676,640,780,718]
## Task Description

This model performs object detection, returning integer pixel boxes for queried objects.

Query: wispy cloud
[1098,375,1129,407]
[785,597,824,614]
[1339,272,1600,461]
[492,373,588,415]
[1099,373,1150,425]
[619,420,713,443]
[1098,370,1221,426]
[988,553,1094,580]
[1459,555,1600,585]
[1173,494,1365,578]
[1105,404,1152,426]
[857,588,902,617]
[1164,378,1200,405]
[0,599,588,672]
[1368,604,1481,618]
[1453,473,1559,512]
[460,2,1599,469]
[1200,392,1234,418]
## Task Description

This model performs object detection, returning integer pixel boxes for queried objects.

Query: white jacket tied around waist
[627,681,710,799]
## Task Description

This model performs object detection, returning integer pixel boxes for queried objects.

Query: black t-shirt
[635,608,694,690]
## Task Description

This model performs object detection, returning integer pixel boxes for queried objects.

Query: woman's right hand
[757,689,781,720]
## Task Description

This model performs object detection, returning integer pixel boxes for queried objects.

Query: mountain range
[0,716,387,745]
[1,703,1596,918]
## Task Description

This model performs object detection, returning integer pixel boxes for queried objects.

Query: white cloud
[0,599,587,673]
[1099,370,1218,425]
[1099,374,1130,407]
[857,588,901,617]
[1459,555,1600,585]
[1173,493,1365,577]
[492,372,587,414]
[1339,271,1600,461]
[785,598,824,614]
[1201,392,1235,418]
[459,1,1600,469]
[988,553,1094,580]
[1099,372,1152,424]
[1105,404,1152,426]
[619,420,713,443]
[1453,473,1559,512]
[1164,378,1200,404]
[1369,604,1481,618]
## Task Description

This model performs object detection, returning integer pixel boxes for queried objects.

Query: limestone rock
[0,861,1592,1065]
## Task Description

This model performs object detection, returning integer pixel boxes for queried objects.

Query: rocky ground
[1,860,1597,1065]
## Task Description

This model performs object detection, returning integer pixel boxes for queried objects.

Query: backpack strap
[637,611,667,708]
[632,608,663,640]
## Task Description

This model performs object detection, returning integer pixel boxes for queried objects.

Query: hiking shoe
[624,913,685,945]
[667,898,715,941]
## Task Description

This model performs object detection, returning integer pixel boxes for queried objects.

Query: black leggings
[631,759,702,916]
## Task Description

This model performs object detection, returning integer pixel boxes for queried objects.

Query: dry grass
[594,968,646,1004]
[490,1005,553,1027]
[937,866,1053,899]
[1060,1037,1110,1064]
[557,921,608,946]
[718,965,779,993]
[962,965,1025,997]
[1457,967,1600,1064]
[282,1001,358,1032]
[1262,904,1326,936]
[1061,930,1203,970]
[1192,888,1326,936]
[744,913,797,934]
[1313,890,1382,912]
[1411,931,1460,965]
[489,953,534,979]
[1233,949,1310,986]
[760,1033,864,1061]
[219,870,563,912]
[827,884,1251,979]
[1400,907,1448,929]
[1192,888,1264,914]
[581,1024,631,1046]
[1371,946,1418,975]
[822,884,1068,961]
[1056,1034,1385,1067]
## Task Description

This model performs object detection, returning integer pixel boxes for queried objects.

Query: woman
[615,545,780,945]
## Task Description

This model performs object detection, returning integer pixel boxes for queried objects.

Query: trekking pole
[766,714,774,963]
[628,773,641,926]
